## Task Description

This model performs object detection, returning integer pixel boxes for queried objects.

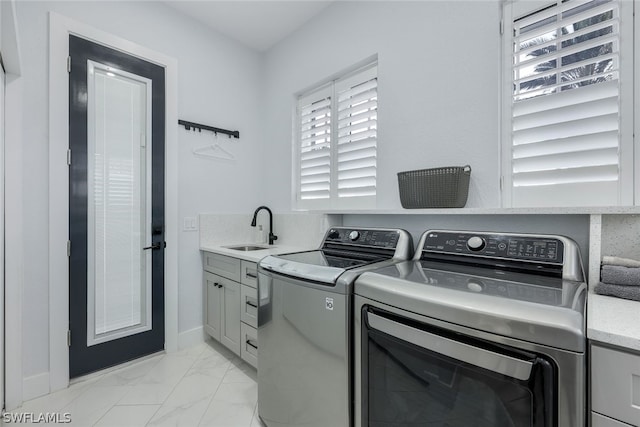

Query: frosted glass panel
[87,61,152,346]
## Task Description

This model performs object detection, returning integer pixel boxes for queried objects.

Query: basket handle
[463,165,472,173]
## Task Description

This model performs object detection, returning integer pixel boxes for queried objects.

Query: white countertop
[588,292,640,352]
[200,243,314,263]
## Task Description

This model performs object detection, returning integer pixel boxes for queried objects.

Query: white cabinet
[204,252,241,281]
[204,271,241,355]
[593,413,635,427]
[241,285,258,328]
[203,251,258,367]
[219,277,241,354]
[204,272,221,340]
[240,260,258,287]
[239,261,258,369]
[240,322,258,368]
[591,344,640,427]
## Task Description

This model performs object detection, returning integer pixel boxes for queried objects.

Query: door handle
[143,242,166,250]
[246,339,258,350]
[367,312,533,381]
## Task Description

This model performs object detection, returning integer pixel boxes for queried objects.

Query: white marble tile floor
[6,340,264,427]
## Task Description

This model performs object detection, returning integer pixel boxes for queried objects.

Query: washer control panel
[422,231,564,264]
[324,228,400,249]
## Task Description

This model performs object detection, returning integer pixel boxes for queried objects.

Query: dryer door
[360,306,556,427]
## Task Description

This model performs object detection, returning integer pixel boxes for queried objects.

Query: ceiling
[164,1,334,52]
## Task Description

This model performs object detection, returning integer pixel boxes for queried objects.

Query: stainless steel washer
[257,227,413,427]
[354,230,587,427]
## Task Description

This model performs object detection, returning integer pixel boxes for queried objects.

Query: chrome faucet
[251,206,278,245]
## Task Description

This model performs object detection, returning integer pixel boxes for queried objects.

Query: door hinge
[67,149,72,166]
[499,19,504,35]
[67,240,71,257]
[500,176,504,190]
[67,56,71,73]
[67,330,71,347]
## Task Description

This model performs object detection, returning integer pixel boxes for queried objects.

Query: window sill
[304,206,640,215]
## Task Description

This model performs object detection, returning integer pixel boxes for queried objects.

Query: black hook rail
[178,119,240,139]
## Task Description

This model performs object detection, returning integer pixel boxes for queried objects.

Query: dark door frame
[68,35,165,378]
[44,16,179,400]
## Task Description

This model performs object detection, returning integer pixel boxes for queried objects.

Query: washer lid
[259,250,385,285]
[354,261,587,352]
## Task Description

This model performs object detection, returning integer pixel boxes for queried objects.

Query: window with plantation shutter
[503,0,633,207]
[298,87,332,201]
[295,63,377,210]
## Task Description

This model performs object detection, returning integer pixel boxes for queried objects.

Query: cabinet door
[592,345,640,426]
[204,272,222,341]
[592,413,634,427]
[220,279,241,355]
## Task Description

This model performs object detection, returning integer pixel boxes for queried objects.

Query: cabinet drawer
[592,345,640,426]
[241,261,258,288]
[241,285,258,328]
[593,412,634,427]
[203,252,241,282]
[240,323,258,369]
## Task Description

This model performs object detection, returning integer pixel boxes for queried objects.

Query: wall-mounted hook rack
[178,119,240,139]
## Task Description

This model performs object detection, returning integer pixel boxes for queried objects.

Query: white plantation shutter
[336,66,377,198]
[295,63,377,209]
[298,86,332,201]
[506,0,632,207]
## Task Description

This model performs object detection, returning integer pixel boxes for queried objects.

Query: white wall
[14,0,265,385]
[262,1,502,211]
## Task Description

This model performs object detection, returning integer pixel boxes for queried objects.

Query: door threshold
[69,350,165,386]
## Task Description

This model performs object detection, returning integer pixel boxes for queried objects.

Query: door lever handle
[143,242,166,250]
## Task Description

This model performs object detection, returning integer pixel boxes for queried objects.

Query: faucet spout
[251,206,278,245]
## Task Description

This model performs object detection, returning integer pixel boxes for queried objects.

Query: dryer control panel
[324,228,401,249]
[421,231,564,264]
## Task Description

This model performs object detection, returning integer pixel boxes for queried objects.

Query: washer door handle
[367,312,533,381]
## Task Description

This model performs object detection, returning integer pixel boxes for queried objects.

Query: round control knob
[349,230,360,241]
[467,236,486,251]
[467,280,484,293]
[327,230,340,239]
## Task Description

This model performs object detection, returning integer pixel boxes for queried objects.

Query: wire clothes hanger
[192,133,235,161]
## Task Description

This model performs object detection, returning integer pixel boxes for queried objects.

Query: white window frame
[293,61,378,211]
[500,0,634,208]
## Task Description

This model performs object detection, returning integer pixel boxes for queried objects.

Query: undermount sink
[224,245,272,251]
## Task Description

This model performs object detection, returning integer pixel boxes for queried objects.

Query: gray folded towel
[601,265,640,286]
[602,256,640,268]
[595,282,640,302]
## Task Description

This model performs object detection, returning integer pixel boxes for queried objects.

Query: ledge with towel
[595,256,640,302]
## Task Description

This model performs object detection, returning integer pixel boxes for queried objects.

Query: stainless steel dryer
[354,230,587,427]
[257,227,413,427]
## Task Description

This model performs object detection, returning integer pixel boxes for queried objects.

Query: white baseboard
[178,326,205,350]
[22,372,50,402]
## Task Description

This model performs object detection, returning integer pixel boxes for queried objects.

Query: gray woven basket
[397,165,471,208]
